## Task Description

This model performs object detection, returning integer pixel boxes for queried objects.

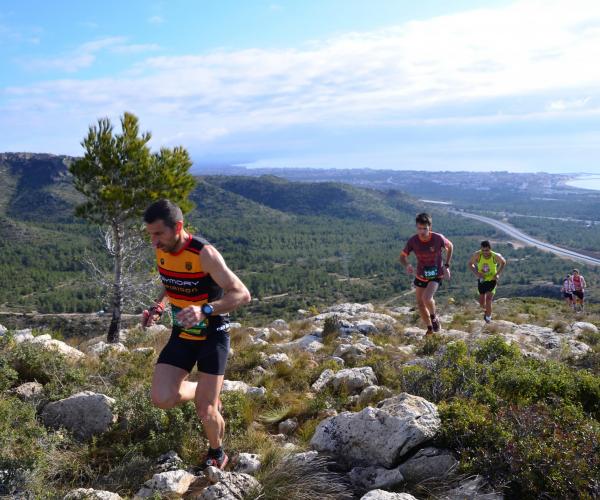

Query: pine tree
[70,112,195,342]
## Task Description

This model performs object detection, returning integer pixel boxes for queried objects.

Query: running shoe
[204,451,229,470]
[431,315,441,332]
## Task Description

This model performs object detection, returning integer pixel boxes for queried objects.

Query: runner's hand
[494,273,501,281]
[176,305,205,329]
[443,266,451,280]
[142,303,164,328]
[406,264,415,276]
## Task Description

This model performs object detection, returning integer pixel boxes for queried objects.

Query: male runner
[572,269,587,312]
[560,273,575,310]
[399,213,453,335]
[142,199,251,469]
[468,241,506,323]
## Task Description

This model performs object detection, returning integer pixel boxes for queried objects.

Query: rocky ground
[1,297,598,499]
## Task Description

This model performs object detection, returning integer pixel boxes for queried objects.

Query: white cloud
[22,36,160,72]
[4,0,600,156]
[547,97,591,111]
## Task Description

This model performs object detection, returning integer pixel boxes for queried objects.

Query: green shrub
[7,342,88,400]
[0,395,59,496]
[0,357,18,392]
[438,398,600,499]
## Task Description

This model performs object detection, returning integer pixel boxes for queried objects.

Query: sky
[1,0,600,173]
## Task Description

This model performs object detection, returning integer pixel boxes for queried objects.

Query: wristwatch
[201,303,214,316]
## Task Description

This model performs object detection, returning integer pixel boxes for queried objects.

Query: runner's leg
[423,281,439,322]
[415,286,432,328]
[195,373,225,449]
[151,363,197,409]
[484,292,493,318]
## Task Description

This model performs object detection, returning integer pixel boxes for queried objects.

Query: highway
[453,211,600,267]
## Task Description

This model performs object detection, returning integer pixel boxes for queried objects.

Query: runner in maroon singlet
[399,213,453,335]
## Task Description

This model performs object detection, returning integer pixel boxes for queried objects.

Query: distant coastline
[564,175,600,191]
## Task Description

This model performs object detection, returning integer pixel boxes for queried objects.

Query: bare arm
[399,252,414,275]
[444,240,454,266]
[468,252,482,278]
[495,254,507,279]
[200,245,252,314]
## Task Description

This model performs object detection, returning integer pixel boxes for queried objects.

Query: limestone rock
[135,469,197,498]
[196,467,260,500]
[397,447,457,483]
[360,491,417,500]
[349,465,404,490]
[41,391,117,440]
[221,380,266,398]
[63,488,123,499]
[311,393,440,468]
[88,341,128,357]
[234,453,261,474]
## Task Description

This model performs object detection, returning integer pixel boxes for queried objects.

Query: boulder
[312,367,378,394]
[197,467,261,499]
[278,333,324,353]
[134,469,197,498]
[155,450,184,472]
[360,491,417,500]
[311,393,440,468]
[358,385,393,406]
[26,335,85,361]
[278,418,298,435]
[397,447,457,483]
[234,453,261,474]
[263,353,291,368]
[14,381,46,409]
[63,488,123,499]
[349,465,404,490]
[41,391,117,440]
[88,341,128,357]
[221,380,266,398]
[571,321,599,335]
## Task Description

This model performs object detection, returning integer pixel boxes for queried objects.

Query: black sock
[208,446,224,459]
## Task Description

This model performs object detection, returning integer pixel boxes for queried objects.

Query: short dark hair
[481,240,491,249]
[143,199,183,228]
[415,213,432,226]
[573,269,579,274]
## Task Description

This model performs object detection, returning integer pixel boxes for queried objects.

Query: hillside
[0,297,598,498]
[0,153,598,327]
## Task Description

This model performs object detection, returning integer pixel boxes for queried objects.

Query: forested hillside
[0,154,598,324]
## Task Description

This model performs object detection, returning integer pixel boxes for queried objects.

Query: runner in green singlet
[468,240,506,323]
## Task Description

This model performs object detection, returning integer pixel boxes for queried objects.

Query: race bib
[423,265,439,279]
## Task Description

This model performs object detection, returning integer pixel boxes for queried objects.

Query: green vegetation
[0,154,598,326]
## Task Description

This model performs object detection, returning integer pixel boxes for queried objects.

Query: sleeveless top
[156,235,225,340]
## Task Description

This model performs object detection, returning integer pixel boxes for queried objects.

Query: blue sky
[1,0,599,172]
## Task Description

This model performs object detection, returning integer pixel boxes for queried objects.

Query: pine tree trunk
[107,221,124,343]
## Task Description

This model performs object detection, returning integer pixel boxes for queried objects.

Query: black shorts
[414,277,441,288]
[478,280,497,295]
[157,319,230,375]
[563,292,573,299]
[573,290,585,300]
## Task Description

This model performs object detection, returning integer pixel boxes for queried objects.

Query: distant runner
[468,241,506,323]
[400,213,453,335]
[560,273,575,310]
[572,269,587,312]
